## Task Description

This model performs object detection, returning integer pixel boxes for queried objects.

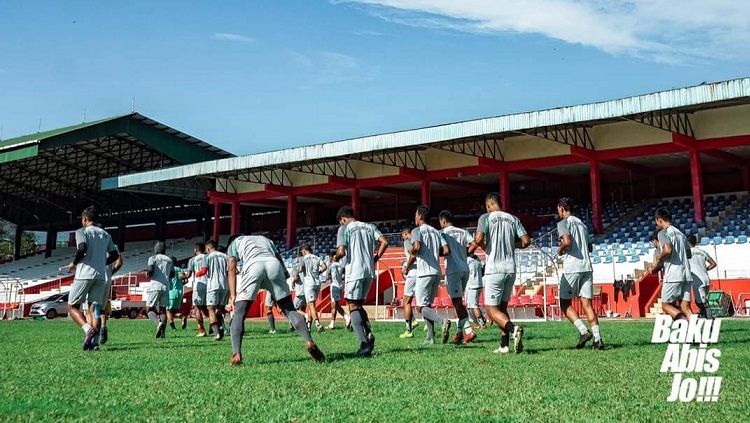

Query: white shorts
[483,273,515,306]
[345,278,371,302]
[404,269,417,298]
[264,291,275,308]
[146,288,169,309]
[303,277,320,303]
[662,281,691,304]
[415,274,440,307]
[446,271,469,300]
[559,272,594,300]
[331,286,342,303]
[100,280,112,307]
[206,289,228,307]
[192,282,207,307]
[293,294,306,310]
[68,279,105,306]
[236,260,291,303]
[465,286,482,309]
[691,278,709,303]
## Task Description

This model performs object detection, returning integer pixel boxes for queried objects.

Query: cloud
[291,51,375,85]
[334,0,750,63]
[212,32,255,44]
[352,29,385,36]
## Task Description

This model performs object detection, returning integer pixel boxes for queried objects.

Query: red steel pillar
[498,169,510,211]
[230,200,241,235]
[351,187,361,217]
[420,179,430,206]
[689,150,705,223]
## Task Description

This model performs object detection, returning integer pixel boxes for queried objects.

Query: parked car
[29,293,69,319]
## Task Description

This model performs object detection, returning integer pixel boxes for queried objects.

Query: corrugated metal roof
[102,77,750,190]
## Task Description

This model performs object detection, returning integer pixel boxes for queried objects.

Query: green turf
[1,318,748,422]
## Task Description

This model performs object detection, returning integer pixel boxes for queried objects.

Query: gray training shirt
[147,254,173,290]
[299,254,323,284]
[188,253,207,285]
[228,235,280,265]
[74,225,117,281]
[476,211,527,275]
[336,220,383,281]
[657,225,692,283]
[411,223,446,277]
[441,225,472,275]
[329,261,344,288]
[403,239,416,272]
[557,215,593,274]
[205,251,229,291]
[689,247,711,286]
[467,256,483,289]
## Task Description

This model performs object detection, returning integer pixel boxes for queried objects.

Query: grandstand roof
[102,78,750,200]
[0,113,233,228]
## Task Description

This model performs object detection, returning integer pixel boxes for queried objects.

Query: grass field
[1,318,748,422]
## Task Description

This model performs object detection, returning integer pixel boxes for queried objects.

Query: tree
[0,222,38,260]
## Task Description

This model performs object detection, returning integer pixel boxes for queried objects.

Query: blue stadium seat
[738,235,748,244]
[712,236,723,245]
[724,236,735,245]
[629,255,639,263]
[592,256,601,264]
[616,255,626,263]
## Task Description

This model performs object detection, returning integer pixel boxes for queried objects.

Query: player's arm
[181,260,194,280]
[334,225,347,261]
[319,261,328,273]
[650,243,672,274]
[374,234,388,263]
[468,232,484,255]
[227,257,238,307]
[112,255,123,274]
[517,234,531,249]
[558,235,572,256]
[706,255,717,272]
[67,230,87,271]
[439,234,450,257]
[271,245,290,279]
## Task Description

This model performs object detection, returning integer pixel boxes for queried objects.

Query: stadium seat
[700,237,710,246]
[738,235,748,244]
[724,236,735,245]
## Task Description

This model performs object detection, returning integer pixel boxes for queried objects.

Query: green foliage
[0,320,747,422]
[0,225,38,259]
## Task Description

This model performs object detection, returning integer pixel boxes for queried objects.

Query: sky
[0,0,748,156]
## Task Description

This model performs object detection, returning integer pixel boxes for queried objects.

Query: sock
[287,310,313,342]
[82,323,92,334]
[361,309,372,337]
[315,319,321,327]
[231,301,248,354]
[420,307,445,325]
[468,312,478,324]
[461,318,473,335]
[478,316,487,327]
[159,313,167,325]
[500,333,510,348]
[425,318,435,341]
[169,321,176,330]
[573,319,588,335]
[267,313,276,331]
[350,309,369,343]
[503,321,515,338]
[147,311,159,325]
[218,312,225,332]
[405,318,413,332]
[211,322,219,335]
[591,324,601,342]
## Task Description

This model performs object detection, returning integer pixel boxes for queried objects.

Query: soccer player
[263,290,278,334]
[327,250,350,329]
[98,252,123,345]
[468,192,530,354]
[166,256,187,332]
[297,244,327,332]
[203,239,229,341]
[182,243,209,337]
[66,206,119,351]
[146,241,174,338]
[556,198,603,350]
[334,206,388,357]
[399,228,418,338]
[227,234,324,365]
[466,254,487,329]
[687,235,717,318]
[404,205,451,345]
[648,208,694,320]
[439,210,476,345]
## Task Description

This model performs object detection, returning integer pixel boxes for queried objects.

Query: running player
[146,241,174,339]
[687,235,717,318]
[438,210,476,344]
[203,239,229,341]
[648,208,694,320]
[227,234,324,365]
[334,206,388,357]
[166,256,187,332]
[466,254,487,329]
[468,192,530,354]
[399,228,418,338]
[98,252,123,345]
[182,243,209,337]
[327,250,350,329]
[556,197,603,350]
[66,206,120,351]
[297,244,327,333]
[263,290,278,334]
[404,205,451,345]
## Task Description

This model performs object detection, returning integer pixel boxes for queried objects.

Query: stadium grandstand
[5,78,750,320]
